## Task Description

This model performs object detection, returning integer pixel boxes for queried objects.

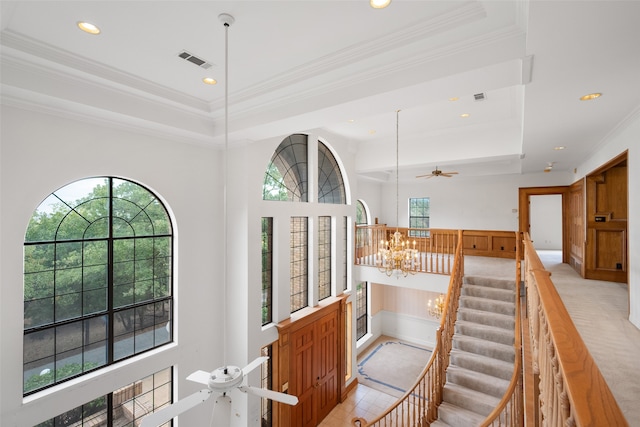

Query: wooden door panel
[316,311,339,422]
[292,325,316,427]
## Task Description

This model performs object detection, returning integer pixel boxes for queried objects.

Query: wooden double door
[275,297,346,427]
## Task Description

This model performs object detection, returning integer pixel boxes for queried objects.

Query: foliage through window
[261,217,273,325]
[23,177,173,395]
[263,134,308,202]
[318,142,346,204]
[356,200,368,225]
[409,197,430,237]
[34,367,172,427]
[290,217,308,313]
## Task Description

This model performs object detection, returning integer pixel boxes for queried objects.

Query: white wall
[369,171,573,231]
[575,108,640,329]
[0,106,224,426]
[530,194,563,250]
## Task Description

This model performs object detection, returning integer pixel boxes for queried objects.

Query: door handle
[315,376,320,388]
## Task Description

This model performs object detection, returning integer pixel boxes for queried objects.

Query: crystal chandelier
[377,110,420,278]
[428,294,445,318]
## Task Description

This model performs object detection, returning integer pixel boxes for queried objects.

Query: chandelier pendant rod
[395,109,400,232]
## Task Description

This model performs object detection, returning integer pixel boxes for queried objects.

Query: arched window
[263,134,308,202]
[23,177,173,395]
[318,141,346,204]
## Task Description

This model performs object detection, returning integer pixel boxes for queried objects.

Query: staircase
[432,276,517,427]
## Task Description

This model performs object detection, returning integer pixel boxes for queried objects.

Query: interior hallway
[321,252,640,426]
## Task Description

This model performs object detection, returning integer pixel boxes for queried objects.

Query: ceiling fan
[416,167,459,179]
[140,356,298,427]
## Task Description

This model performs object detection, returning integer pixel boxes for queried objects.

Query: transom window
[23,177,173,395]
[318,142,346,204]
[263,134,308,202]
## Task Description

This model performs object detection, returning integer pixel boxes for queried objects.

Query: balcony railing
[355,225,458,275]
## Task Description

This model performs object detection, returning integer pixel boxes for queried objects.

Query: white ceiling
[2,1,639,182]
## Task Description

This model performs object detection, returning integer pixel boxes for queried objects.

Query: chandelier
[428,294,445,318]
[377,110,420,277]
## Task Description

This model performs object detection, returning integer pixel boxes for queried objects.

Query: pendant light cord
[222,18,230,368]
[395,109,400,232]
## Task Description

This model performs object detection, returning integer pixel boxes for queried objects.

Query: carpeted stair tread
[464,276,515,290]
[461,284,515,302]
[452,334,515,363]
[443,382,501,416]
[446,365,511,398]
[449,348,514,381]
[455,320,514,345]
[457,307,515,329]
[433,402,486,426]
[459,295,515,315]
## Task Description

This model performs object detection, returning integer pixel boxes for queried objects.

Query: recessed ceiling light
[370,0,391,9]
[77,21,101,35]
[369,130,376,135]
[554,146,565,150]
[202,77,217,85]
[580,92,602,101]
[460,113,470,118]
[449,97,459,102]
[348,119,355,123]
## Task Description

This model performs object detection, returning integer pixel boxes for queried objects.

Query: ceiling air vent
[178,51,213,70]
[474,92,486,101]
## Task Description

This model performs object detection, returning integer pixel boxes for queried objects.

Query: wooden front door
[276,297,345,427]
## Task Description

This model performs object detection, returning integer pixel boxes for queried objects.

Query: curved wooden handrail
[359,230,465,426]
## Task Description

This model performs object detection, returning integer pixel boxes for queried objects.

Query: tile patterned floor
[318,384,396,427]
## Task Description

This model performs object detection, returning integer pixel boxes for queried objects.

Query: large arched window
[23,177,173,395]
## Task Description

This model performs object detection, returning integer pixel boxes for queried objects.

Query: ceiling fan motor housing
[208,366,243,392]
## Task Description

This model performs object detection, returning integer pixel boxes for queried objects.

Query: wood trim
[274,295,348,427]
[518,186,569,263]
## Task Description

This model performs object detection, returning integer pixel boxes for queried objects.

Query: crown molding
[1,29,211,112]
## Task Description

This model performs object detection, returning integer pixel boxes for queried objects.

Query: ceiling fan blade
[415,174,432,178]
[443,171,459,175]
[212,395,232,426]
[238,385,299,406]
[242,356,268,376]
[187,370,211,385]
[140,389,212,427]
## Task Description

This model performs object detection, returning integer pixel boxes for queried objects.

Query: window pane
[263,134,308,202]
[318,142,346,204]
[318,216,331,300]
[261,218,273,325]
[290,217,308,312]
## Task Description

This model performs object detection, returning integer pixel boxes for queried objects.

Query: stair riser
[450,351,514,381]
[459,297,515,315]
[457,309,515,329]
[462,285,515,303]
[437,404,485,426]
[453,337,515,363]
[455,323,514,345]
[443,386,498,416]
[446,369,509,398]
[464,276,515,290]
